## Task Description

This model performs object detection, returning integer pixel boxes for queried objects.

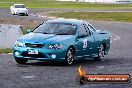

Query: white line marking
[48,17,57,19]
[97,66,105,69]
[110,34,121,43]
[8,53,13,54]
[31,14,59,19]
[0,66,4,68]
[74,11,79,12]
[57,18,64,19]
[22,76,36,79]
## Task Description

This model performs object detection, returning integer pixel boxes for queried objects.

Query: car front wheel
[65,47,75,65]
[25,14,28,16]
[11,11,15,15]
[93,45,105,61]
[15,58,28,64]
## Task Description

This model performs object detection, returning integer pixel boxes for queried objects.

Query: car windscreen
[15,5,25,8]
[33,22,77,35]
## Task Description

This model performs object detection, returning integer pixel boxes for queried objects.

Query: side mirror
[26,30,32,34]
[77,34,87,38]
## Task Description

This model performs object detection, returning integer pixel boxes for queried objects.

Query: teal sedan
[13,19,110,65]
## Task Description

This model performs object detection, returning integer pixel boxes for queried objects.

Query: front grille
[25,43,44,48]
[19,13,25,15]
[21,51,46,58]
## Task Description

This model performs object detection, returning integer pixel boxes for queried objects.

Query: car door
[83,23,95,58]
[75,23,88,58]
[75,23,95,58]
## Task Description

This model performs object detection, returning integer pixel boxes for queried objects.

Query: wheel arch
[102,42,106,54]
[69,45,75,54]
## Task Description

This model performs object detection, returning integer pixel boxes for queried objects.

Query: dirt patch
[0,15,39,32]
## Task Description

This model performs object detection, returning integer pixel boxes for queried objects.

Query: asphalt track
[1,8,132,22]
[0,8,132,88]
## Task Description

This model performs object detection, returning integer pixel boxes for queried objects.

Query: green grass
[22,27,34,35]
[0,0,132,8]
[48,12,132,22]
[0,48,12,53]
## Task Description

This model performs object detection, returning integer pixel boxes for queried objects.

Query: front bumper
[15,11,28,15]
[13,47,67,61]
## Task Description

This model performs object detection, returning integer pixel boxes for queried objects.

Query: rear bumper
[13,47,67,61]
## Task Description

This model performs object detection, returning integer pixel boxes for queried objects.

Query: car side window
[83,23,91,36]
[78,24,87,36]
[88,24,96,32]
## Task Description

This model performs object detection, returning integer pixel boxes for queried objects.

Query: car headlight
[15,41,24,47]
[48,44,63,49]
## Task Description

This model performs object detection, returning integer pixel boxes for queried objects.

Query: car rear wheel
[65,47,75,65]
[15,58,28,64]
[93,45,105,61]
[11,11,15,15]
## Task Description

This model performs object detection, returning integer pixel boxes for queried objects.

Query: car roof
[46,19,84,25]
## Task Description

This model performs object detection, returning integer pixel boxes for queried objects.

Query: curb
[30,14,64,20]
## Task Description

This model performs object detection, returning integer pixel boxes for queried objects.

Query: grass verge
[0,0,132,8]
[0,48,12,53]
[48,12,132,22]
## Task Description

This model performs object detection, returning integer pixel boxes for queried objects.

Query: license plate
[28,50,38,54]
